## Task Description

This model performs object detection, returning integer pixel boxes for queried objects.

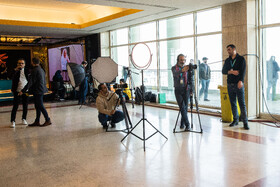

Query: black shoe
[185,124,191,131]
[28,121,40,127]
[204,99,210,101]
[40,120,52,127]
[111,122,116,128]
[229,121,238,127]
[102,124,108,129]
[180,123,185,129]
[244,123,249,130]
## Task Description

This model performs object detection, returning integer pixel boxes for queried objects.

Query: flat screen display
[48,44,84,81]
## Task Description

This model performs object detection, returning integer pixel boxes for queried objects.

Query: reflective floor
[1,102,280,187]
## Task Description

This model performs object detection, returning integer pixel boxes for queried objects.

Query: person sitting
[96,83,124,129]
[120,78,131,101]
[52,70,66,100]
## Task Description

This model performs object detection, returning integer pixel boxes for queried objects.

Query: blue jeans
[98,110,124,126]
[175,87,190,125]
[199,79,210,100]
[79,77,88,104]
[227,84,248,123]
[11,92,29,122]
[34,94,50,122]
[267,79,277,100]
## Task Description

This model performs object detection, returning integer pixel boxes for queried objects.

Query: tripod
[106,90,133,133]
[173,69,203,134]
[121,70,168,151]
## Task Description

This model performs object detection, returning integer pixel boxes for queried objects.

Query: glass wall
[159,38,194,101]
[261,0,280,114]
[102,7,222,108]
[197,34,222,107]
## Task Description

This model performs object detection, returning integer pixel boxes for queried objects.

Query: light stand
[121,70,168,151]
[126,68,138,108]
[173,69,203,134]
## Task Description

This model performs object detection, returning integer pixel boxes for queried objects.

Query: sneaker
[204,99,210,101]
[10,121,15,128]
[22,119,28,125]
[180,123,185,129]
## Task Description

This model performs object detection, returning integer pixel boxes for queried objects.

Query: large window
[197,8,221,34]
[110,28,128,46]
[159,38,194,101]
[159,14,193,39]
[101,32,110,56]
[130,22,156,43]
[111,46,129,79]
[102,7,222,108]
[262,0,280,25]
[197,34,222,107]
[261,0,280,115]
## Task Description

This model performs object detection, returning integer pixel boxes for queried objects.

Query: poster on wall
[0,50,31,80]
[60,47,70,71]
[48,44,84,81]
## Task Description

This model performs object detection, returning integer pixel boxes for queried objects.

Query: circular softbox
[130,43,152,70]
[67,63,85,88]
[91,57,118,83]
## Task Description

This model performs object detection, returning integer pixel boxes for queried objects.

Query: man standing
[171,54,191,130]
[199,57,211,101]
[20,58,51,127]
[266,56,280,100]
[78,61,88,105]
[96,83,124,129]
[222,44,249,130]
[10,58,29,128]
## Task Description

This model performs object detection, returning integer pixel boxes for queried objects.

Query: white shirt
[17,68,28,92]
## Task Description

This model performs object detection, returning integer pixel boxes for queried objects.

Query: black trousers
[34,94,50,122]
[11,92,29,122]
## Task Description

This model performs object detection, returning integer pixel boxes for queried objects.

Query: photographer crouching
[96,83,124,129]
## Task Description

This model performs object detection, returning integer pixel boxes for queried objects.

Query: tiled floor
[0,102,280,186]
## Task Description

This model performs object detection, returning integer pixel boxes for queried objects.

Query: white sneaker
[10,121,16,128]
[22,119,28,125]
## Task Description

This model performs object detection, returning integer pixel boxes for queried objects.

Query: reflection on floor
[0,102,280,186]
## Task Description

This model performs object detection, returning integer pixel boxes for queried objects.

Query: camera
[113,83,128,89]
[188,63,197,71]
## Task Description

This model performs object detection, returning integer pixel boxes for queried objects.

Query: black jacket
[11,68,29,93]
[22,66,48,95]
[222,53,246,84]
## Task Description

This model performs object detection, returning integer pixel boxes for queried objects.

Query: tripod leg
[123,103,133,128]
[121,119,143,142]
[194,96,203,133]
[122,102,131,130]
[146,119,168,139]
[173,105,182,133]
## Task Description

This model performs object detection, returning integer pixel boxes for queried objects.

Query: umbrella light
[91,57,118,83]
[67,63,85,88]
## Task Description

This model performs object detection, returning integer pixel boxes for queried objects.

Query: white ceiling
[0,0,240,39]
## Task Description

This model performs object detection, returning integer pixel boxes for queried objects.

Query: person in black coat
[52,70,66,99]
[10,58,29,128]
[20,58,52,127]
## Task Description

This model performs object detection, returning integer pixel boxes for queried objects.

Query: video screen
[48,44,84,81]
[0,50,31,80]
